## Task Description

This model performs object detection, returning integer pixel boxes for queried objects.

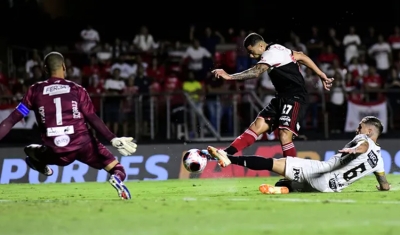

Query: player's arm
[229,64,269,80]
[338,139,369,155]
[293,50,334,91]
[78,88,117,142]
[292,51,324,76]
[0,109,24,141]
[0,86,34,141]
[374,172,390,191]
[78,88,137,155]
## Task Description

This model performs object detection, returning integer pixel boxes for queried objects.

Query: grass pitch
[0,176,399,235]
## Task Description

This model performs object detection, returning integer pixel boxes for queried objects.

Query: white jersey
[257,44,307,100]
[285,134,385,193]
[324,134,384,192]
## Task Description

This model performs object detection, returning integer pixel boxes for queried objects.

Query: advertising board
[0,140,399,184]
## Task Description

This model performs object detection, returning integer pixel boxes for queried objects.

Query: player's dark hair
[44,52,64,73]
[243,33,264,48]
[362,116,383,135]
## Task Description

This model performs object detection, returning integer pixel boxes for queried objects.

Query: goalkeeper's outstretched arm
[78,87,137,155]
[0,109,24,141]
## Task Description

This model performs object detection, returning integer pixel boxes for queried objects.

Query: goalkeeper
[0,51,137,200]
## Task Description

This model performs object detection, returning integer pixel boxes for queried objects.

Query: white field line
[182,197,400,204]
[389,186,400,191]
[1,197,400,205]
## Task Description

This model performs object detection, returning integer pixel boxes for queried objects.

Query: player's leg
[207,146,286,174]
[208,146,290,193]
[219,148,322,193]
[24,144,54,176]
[227,116,271,153]
[274,179,319,193]
[78,140,131,200]
[105,160,132,200]
[203,99,278,159]
[24,144,74,176]
[278,99,307,157]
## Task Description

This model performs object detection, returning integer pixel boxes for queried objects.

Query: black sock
[224,146,238,155]
[227,155,273,171]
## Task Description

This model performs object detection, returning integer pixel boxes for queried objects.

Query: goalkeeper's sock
[108,163,126,181]
[227,155,273,171]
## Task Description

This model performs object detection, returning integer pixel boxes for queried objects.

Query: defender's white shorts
[285,157,335,192]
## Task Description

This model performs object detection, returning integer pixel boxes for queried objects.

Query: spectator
[348,56,369,77]
[182,39,212,81]
[326,28,341,55]
[25,65,45,87]
[25,50,42,78]
[343,26,361,64]
[146,57,165,84]
[134,65,153,135]
[303,68,322,129]
[363,66,384,102]
[206,72,224,132]
[368,34,391,80]
[344,72,363,103]
[133,26,158,54]
[103,68,125,134]
[65,58,81,78]
[329,72,346,133]
[79,25,100,53]
[362,26,377,50]
[306,26,323,60]
[235,29,250,72]
[110,55,132,79]
[388,26,400,60]
[66,67,81,84]
[122,75,138,136]
[86,76,104,117]
[183,71,204,137]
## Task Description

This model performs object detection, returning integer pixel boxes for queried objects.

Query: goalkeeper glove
[111,137,137,156]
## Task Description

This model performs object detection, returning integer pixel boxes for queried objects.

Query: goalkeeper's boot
[24,144,53,176]
[25,157,53,176]
[207,146,231,167]
[109,174,132,200]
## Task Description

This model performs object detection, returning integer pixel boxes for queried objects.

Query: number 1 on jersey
[53,97,63,125]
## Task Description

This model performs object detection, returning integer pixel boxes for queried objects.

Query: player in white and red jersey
[208,116,390,193]
[204,33,334,162]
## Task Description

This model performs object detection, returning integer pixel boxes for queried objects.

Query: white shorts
[285,157,334,192]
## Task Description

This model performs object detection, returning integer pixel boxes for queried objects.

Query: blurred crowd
[1,24,400,140]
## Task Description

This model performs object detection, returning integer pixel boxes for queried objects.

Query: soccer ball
[182,149,208,173]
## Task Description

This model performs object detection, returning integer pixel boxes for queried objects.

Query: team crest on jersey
[43,84,71,96]
[328,178,337,190]
[367,151,378,168]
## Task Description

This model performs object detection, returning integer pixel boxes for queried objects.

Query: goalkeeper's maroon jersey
[19,77,115,153]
